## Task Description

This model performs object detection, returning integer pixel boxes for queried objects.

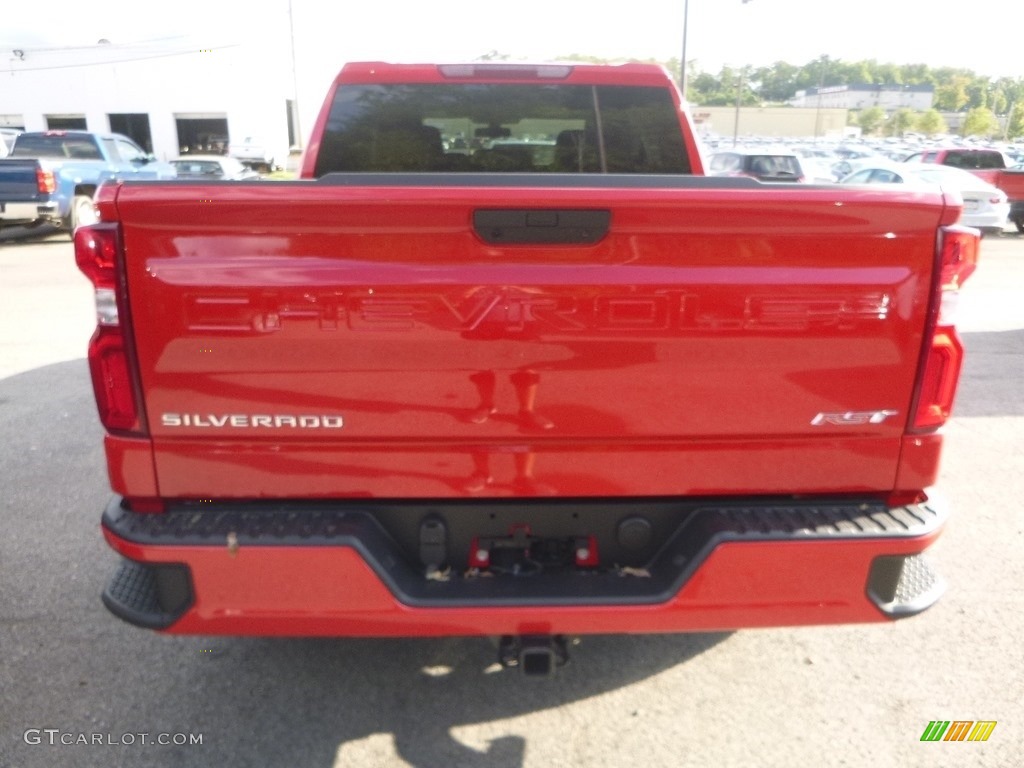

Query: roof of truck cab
[334,61,677,87]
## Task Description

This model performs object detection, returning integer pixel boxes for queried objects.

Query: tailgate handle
[473,209,610,245]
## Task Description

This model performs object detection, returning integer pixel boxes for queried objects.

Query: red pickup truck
[76,62,978,673]
[904,146,1024,232]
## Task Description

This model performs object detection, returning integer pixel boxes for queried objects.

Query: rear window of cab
[313,83,690,176]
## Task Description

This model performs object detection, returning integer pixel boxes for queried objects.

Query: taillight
[75,223,145,434]
[75,222,119,292]
[86,327,138,431]
[36,168,56,194]
[910,225,979,432]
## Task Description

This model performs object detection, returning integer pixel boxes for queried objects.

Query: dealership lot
[1,228,1022,767]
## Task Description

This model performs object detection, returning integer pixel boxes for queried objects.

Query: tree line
[680,55,1024,138]
[556,53,1024,138]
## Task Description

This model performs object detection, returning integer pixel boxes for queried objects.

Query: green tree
[900,63,932,85]
[875,62,904,85]
[966,80,991,110]
[993,77,1024,136]
[680,57,1023,117]
[696,66,759,107]
[916,109,948,137]
[961,107,1000,137]
[857,107,887,136]
[752,61,801,103]
[886,108,917,137]
[848,60,875,84]
[991,90,1009,116]
[1008,103,1024,140]
[933,75,971,111]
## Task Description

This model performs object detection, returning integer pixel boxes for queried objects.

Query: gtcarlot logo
[23,729,204,747]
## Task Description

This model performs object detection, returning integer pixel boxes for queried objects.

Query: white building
[789,84,934,112]
[0,34,300,166]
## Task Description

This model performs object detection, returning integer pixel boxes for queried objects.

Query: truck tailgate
[0,159,41,204]
[111,178,952,499]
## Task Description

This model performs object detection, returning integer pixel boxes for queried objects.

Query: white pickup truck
[227,136,280,172]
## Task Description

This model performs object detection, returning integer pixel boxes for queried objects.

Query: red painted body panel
[104,435,158,498]
[103,525,940,636]
[109,182,954,500]
[148,437,902,498]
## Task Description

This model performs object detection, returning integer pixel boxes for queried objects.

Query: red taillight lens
[87,326,139,432]
[75,222,143,434]
[910,226,979,432]
[913,330,964,430]
[75,223,120,290]
[36,168,56,195]
[938,225,978,294]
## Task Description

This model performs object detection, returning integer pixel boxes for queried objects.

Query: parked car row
[705,142,1014,233]
[168,155,261,180]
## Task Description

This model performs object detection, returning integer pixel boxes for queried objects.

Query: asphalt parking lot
[1,225,1022,767]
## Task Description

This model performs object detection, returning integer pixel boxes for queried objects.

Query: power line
[0,35,194,54]
[1,43,241,73]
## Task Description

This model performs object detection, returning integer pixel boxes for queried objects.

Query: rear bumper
[100,495,947,637]
[0,200,60,227]
[963,203,1009,233]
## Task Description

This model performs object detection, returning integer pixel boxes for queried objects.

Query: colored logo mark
[921,721,997,742]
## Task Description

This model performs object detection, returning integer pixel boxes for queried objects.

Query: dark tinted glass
[313,83,690,176]
[946,151,1005,170]
[11,134,102,160]
[744,154,802,180]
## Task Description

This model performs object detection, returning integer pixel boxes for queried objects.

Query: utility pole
[684,1,754,102]
[733,68,745,146]
[680,0,689,97]
[288,0,302,150]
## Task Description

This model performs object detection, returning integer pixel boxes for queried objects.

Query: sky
[2,0,1022,84]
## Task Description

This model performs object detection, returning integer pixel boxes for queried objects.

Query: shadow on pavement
[0,224,67,244]
[956,328,1024,418]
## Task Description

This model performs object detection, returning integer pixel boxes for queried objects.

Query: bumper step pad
[867,553,946,618]
[103,496,945,621]
[102,558,193,630]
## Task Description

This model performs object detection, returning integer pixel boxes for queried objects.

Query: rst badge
[811,410,899,427]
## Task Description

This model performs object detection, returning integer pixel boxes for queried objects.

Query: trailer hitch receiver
[498,635,569,676]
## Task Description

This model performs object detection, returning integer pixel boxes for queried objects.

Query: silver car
[169,155,261,180]
[840,163,1009,235]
